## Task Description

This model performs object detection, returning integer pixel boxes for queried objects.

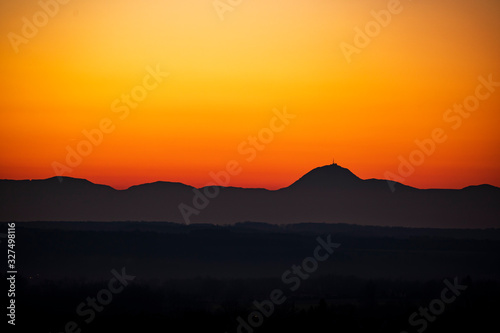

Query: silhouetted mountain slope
[287,164,363,189]
[1,164,499,227]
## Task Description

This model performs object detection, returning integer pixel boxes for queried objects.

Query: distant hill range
[1,164,499,228]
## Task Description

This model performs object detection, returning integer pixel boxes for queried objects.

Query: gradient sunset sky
[1,0,499,190]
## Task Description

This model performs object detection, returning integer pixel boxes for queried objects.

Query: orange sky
[1,0,499,190]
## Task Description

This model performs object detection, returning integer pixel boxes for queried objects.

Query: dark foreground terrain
[2,222,500,332]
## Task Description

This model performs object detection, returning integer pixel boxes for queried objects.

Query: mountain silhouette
[288,164,362,189]
[1,164,498,228]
